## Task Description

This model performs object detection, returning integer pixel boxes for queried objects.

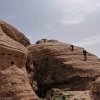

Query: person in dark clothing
[70,45,74,52]
[83,50,87,61]
[62,96,66,100]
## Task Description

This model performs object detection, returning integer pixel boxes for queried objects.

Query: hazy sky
[0,0,100,57]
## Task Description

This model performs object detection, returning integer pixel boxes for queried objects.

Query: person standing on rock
[83,50,87,61]
[70,45,74,52]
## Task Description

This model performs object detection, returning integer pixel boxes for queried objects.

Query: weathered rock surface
[1,18,100,100]
[0,20,30,46]
[46,88,93,100]
[27,39,100,99]
[92,77,100,100]
[36,38,59,44]
[0,28,38,100]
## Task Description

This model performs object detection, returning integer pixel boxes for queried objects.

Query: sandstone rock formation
[0,20,30,46]
[0,28,38,100]
[1,18,100,100]
[92,77,100,100]
[27,39,100,99]
[36,38,59,44]
[46,88,93,100]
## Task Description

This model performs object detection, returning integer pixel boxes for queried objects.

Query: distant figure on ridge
[70,45,74,52]
[83,50,87,61]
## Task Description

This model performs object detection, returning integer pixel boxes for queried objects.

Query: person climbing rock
[83,50,87,61]
[70,45,74,52]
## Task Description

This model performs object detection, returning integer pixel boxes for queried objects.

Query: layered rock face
[27,39,100,99]
[0,28,38,100]
[0,20,30,46]
[0,18,100,100]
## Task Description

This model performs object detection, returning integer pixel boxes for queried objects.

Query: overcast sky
[0,0,100,57]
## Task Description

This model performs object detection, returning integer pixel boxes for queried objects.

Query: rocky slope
[0,20,100,100]
[0,20,30,46]
[0,27,38,100]
[27,39,100,100]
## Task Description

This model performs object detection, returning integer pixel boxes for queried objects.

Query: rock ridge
[0,20,30,46]
[27,39,100,99]
[0,27,38,100]
[0,20,100,100]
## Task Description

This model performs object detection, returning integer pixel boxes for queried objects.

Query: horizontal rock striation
[0,20,30,46]
[27,40,100,99]
[0,29,38,100]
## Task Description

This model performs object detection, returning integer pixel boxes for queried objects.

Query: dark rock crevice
[26,55,99,98]
[27,39,100,99]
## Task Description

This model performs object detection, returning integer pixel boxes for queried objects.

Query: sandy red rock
[0,23,38,100]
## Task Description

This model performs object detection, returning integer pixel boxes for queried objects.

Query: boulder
[0,20,30,46]
[0,29,38,100]
[46,88,93,100]
[27,40,100,98]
